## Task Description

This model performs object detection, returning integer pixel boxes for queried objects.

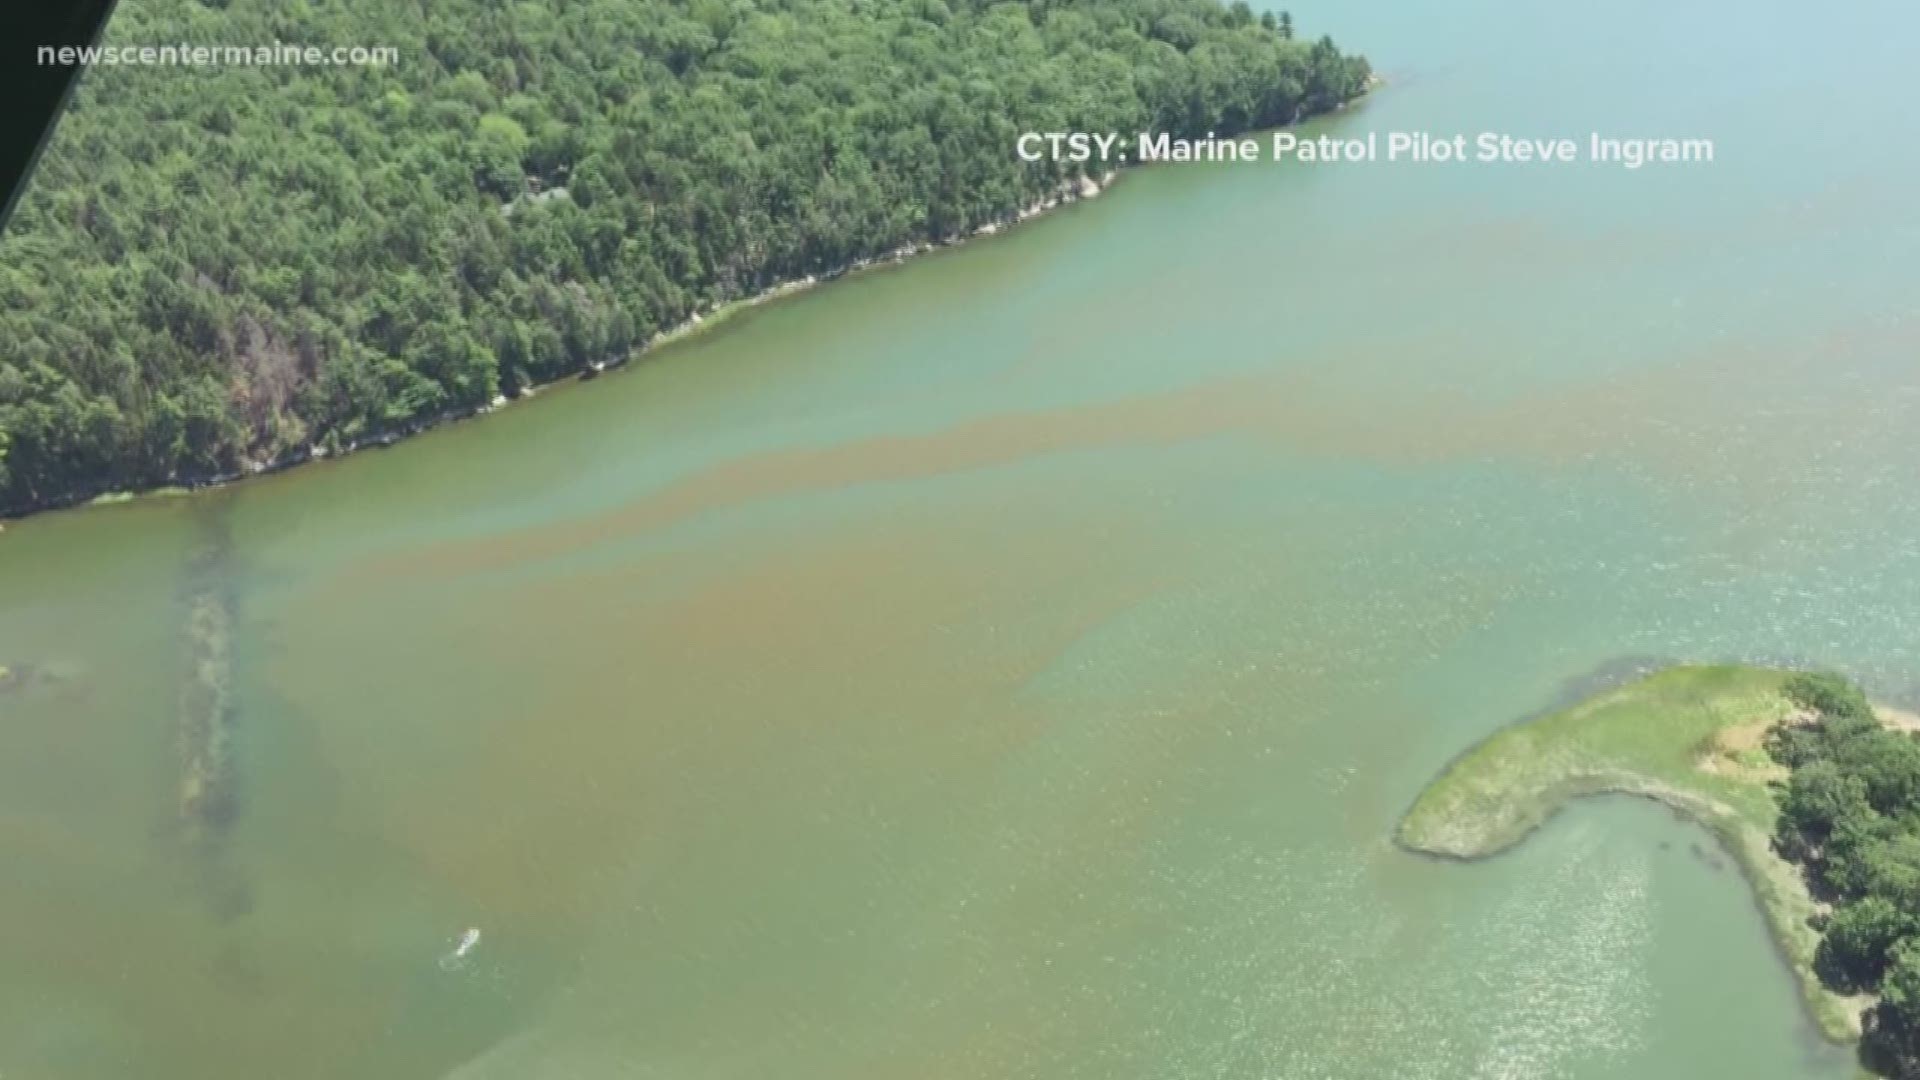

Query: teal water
[2,0,1917,1075]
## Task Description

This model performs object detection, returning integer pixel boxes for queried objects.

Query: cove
[3,0,1919,1077]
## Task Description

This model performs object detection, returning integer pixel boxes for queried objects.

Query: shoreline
[1,168,1125,524]
[2,82,1384,526]
[1394,665,1865,1045]
[1410,774,1865,1044]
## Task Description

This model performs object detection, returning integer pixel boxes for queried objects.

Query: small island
[1399,665,1920,1075]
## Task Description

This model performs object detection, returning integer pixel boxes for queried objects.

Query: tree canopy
[0,0,1369,515]
[1771,674,1920,1077]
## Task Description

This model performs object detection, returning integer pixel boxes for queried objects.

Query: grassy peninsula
[1397,665,1863,1043]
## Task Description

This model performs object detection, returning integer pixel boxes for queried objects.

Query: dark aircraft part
[0,2,122,231]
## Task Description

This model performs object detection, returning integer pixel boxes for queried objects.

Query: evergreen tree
[0,0,1370,515]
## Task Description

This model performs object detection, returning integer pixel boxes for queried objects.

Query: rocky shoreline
[1,169,1124,522]
[3,78,1388,524]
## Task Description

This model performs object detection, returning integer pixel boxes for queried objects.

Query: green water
[4,0,1919,1075]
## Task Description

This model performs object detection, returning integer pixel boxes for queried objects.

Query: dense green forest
[0,0,1369,515]
[1771,675,1920,1076]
